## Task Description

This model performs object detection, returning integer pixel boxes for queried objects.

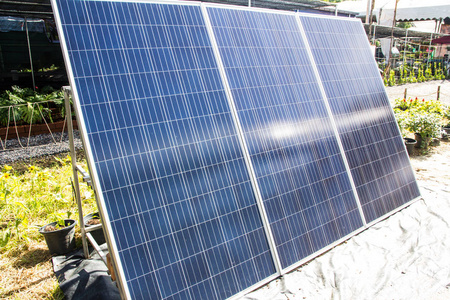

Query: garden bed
[0,119,77,140]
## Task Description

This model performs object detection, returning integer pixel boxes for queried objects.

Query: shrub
[442,105,450,128]
[388,70,396,86]
[407,68,418,83]
[0,86,64,127]
[394,97,444,115]
[394,110,409,138]
[393,97,445,143]
[407,111,442,138]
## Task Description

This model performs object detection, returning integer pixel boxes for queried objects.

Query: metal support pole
[63,86,89,259]
[372,24,377,45]
[24,17,36,91]
[427,33,433,68]
[437,86,440,100]
[385,0,399,77]
[403,29,408,66]
[404,88,407,99]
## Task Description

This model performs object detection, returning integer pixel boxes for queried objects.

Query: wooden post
[437,86,441,100]
[404,88,407,99]
[366,0,371,24]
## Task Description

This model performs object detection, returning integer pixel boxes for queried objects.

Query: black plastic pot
[443,126,450,135]
[39,219,76,255]
[431,138,440,146]
[404,138,417,155]
[414,133,430,149]
[84,212,106,245]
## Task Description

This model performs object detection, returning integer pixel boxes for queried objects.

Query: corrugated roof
[194,0,334,11]
[0,0,334,20]
[0,0,53,19]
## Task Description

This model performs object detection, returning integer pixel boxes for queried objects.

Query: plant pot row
[404,129,447,155]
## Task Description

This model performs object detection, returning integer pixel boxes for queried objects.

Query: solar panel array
[52,0,420,299]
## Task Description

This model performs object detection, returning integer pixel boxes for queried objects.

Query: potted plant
[83,212,105,245]
[442,105,450,135]
[394,110,416,155]
[443,123,450,135]
[404,137,417,155]
[407,111,441,149]
[39,212,76,255]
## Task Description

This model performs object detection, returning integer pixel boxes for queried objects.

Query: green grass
[0,154,97,255]
[0,153,97,299]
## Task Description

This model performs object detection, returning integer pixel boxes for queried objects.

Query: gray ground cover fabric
[244,181,450,299]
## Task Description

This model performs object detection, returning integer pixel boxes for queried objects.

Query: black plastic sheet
[52,245,120,300]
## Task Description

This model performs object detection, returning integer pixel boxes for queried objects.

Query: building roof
[197,0,334,11]
[0,0,334,20]
[0,0,53,19]
[365,23,444,39]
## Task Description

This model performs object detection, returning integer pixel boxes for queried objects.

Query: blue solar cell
[54,0,277,299]
[207,7,364,269]
[299,15,420,223]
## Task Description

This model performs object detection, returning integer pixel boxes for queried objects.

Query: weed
[0,157,96,255]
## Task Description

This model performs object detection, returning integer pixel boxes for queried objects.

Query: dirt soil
[410,139,450,184]
[385,79,450,104]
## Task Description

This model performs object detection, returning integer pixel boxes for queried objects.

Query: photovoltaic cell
[53,0,276,299]
[207,7,363,269]
[299,16,420,223]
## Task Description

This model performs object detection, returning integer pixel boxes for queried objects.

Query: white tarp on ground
[244,181,450,299]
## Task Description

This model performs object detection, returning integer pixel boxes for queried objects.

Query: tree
[397,22,413,29]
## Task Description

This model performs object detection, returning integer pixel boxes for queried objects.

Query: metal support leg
[63,86,89,259]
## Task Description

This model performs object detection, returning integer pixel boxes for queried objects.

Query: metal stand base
[63,86,106,264]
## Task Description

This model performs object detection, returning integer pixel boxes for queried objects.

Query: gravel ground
[0,131,82,165]
[0,80,448,165]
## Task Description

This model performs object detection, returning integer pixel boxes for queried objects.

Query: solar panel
[206,7,363,269]
[53,1,278,299]
[298,16,421,223]
[52,0,421,298]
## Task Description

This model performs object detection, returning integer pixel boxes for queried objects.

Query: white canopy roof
[380,0,450,26]
[337,0,450,26]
